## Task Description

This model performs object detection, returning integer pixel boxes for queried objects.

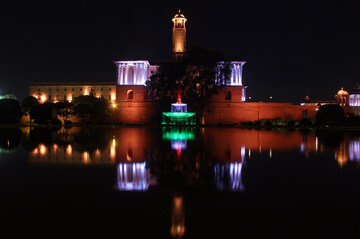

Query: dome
[337,87,349,96]
[173,9,186,19]
[174,13,185,18]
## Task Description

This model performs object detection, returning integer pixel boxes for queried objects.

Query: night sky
[1,0,360,103]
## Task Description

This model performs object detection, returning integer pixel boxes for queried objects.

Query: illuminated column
[133,64,137,85]
[232,64,236,85]
[229,62,245,86]
[239,64,243,85]
[235,64,240,85]
[137,64,141,85]
[231,64,238,85]
[120,65,125,85]
[140,64,145,85]
[117,65,122,85]
[125,65,129,85]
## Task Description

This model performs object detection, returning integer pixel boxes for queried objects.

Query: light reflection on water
[1,127,360,177]
[1,127,360,238]
[0,127,352,192]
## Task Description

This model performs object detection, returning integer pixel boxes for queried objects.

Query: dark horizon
[1,0,360,103]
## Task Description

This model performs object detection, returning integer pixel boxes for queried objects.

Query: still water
[1,126,360,238]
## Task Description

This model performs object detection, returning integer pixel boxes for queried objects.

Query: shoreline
[2,123,360,131]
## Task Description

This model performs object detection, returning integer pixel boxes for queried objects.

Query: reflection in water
[170,193,185,238]
[30,142,115,164]
[349,139,360,162]
[0,128,22,154]
[214,162,245,192]
[116,162,154,191]
[18,126,360,189]
[162,127,195,159]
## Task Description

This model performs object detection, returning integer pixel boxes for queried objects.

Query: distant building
[349,84,360,107]
[336,87,349,107]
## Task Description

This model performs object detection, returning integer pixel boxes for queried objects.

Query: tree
[146,47,231,121]
[315,104,345,126]
[55,101,74,122]
[0,99,23,124]
[72,95,111,123]
[30,102,54,124]
[21,96,39,123]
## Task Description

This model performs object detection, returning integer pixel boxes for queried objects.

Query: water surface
[1,126,360,238]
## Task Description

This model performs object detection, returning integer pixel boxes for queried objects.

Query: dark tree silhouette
[0,98,23,124]
[55,101,74,123]
[315,104,345,126]
[73,95,111,123]
[30,102,54,124]
[22,96,39,124]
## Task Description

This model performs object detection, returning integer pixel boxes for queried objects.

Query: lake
[0,126,360,238]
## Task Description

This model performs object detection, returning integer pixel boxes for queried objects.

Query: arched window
[225,91,232,100]
[127,90,134,100]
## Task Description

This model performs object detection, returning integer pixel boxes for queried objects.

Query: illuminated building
[28,10,320,125]
[29,82,116,103]
[349,85,360,107]
[335,87,349,107]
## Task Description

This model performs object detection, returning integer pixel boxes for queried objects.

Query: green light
[162,112,196,118]
[162,112,196,125]
[162,128,195,141]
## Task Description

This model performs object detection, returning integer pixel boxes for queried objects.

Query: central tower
[172,10,187,61]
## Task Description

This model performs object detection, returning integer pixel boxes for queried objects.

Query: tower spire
[172,10,187,61]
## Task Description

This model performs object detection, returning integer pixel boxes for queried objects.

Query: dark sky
[1,0,360,103]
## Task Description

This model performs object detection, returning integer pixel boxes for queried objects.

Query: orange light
[66,144,72,156]
[39,144,47,155]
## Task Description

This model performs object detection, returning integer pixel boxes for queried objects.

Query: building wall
[29,83,116,103]
[203,102,318,125]
[113,85,157,124]
[213,86,246,103]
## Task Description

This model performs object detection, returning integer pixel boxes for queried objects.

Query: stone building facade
[29,10,317,125]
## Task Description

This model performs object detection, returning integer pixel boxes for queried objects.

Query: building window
[127,90,134,100]
[49,89,52,91]
[64,89,67,91]
[80,89,82,91]
[56,89,59,91]
[38,89,40,92]
[225,91,232,100]
[101,88,103,91]
[72,88,74,91]
[49,95,52,100]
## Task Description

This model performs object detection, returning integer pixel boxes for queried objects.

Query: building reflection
[170,193,186,238]
[26,126,360,190]
[214,162,245,192]
[349,138,360,162]
[115,162,157,191]
[30,141,115,164]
